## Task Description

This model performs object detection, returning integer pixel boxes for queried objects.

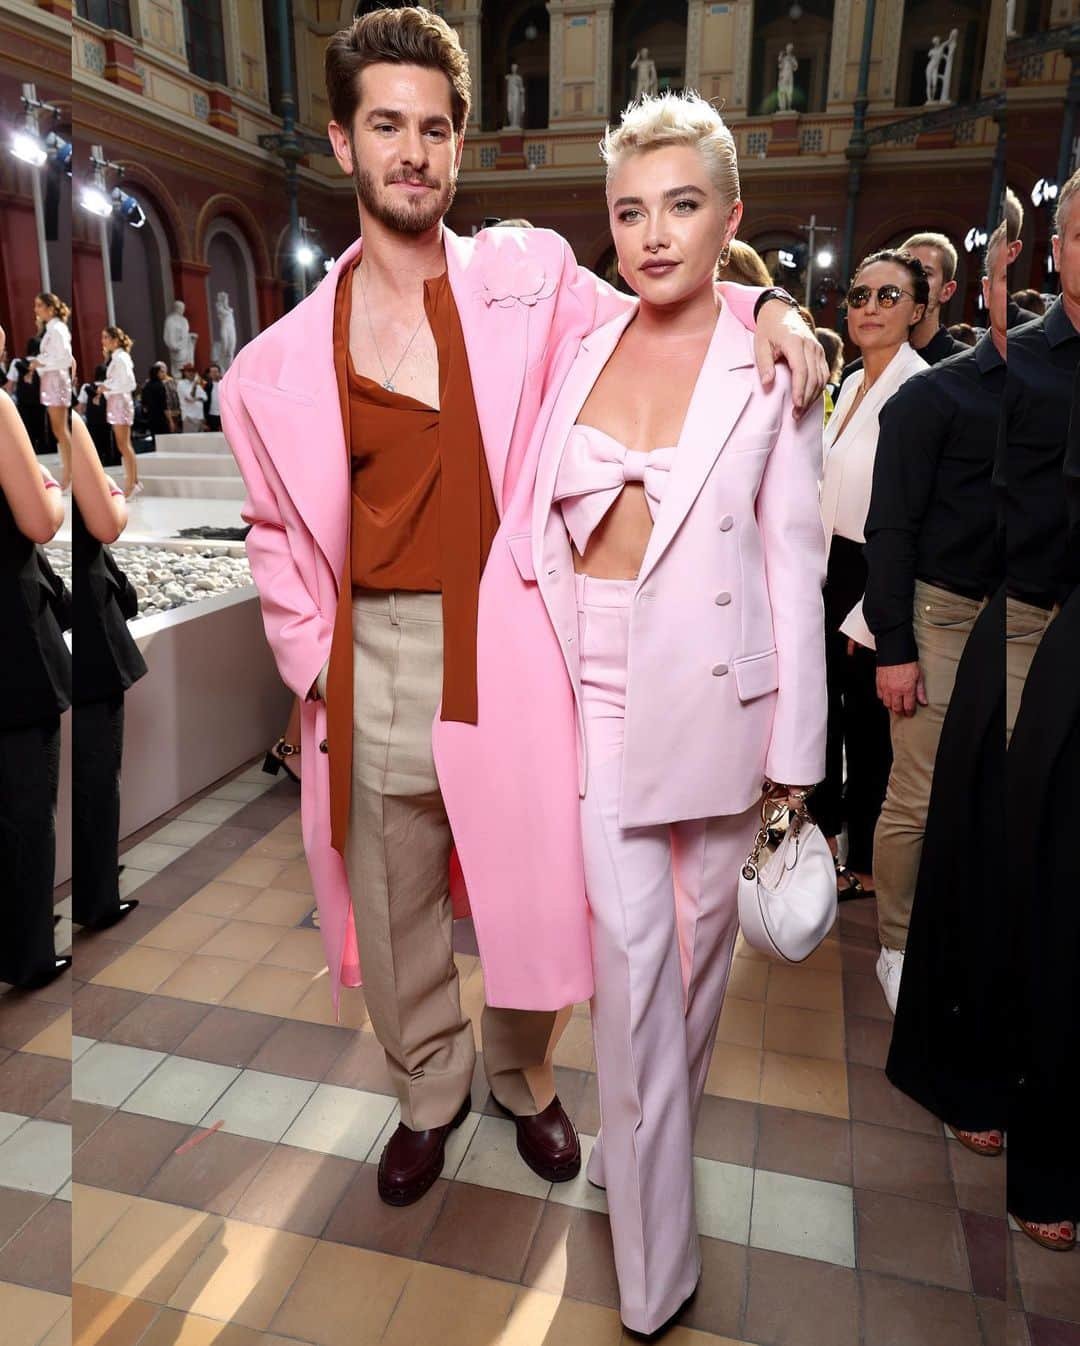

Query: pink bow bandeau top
[553,425,676,556]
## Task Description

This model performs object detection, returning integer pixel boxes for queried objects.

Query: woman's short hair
[814,327,844,382]
[600,90,740,208]
[716,240,772,288]
[852,249,930,311]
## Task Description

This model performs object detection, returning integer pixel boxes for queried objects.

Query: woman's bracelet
[43,479,60,491]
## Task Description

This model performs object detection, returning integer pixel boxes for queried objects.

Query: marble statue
[631,48,659,100]
[163,300,196,377]
[215,290,237,370]
[939,28,959,104]
[505,64,525,129]
[925,34,946,104]
[777,43,798,112]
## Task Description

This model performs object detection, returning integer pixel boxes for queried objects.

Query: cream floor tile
[119,841,188,873]
[290,982,367,1030]
[500,1289,623,1346]
[693,1157,754,1243]
[727,957,769,1002]
[221,966,313,1017]
[155,955,254,1006]
[798,938,843,972]
[198,921,289,963]
[0,1284,70,1346]
[206,1070,316,1143]
[151,821,220,848]
[546,1133,607,1215]
[122,1057,241,1125]
[91,947,187,995]
[72,1036,95,1061]
[41,1306,73,1346]
[178,797,249,826]
[381,1261,516,1346]
[138,911,227,955]
[766,965,844,1015]
[703,1043,763,1103]
[168,1218,315,1330]
[0,1119,69,1195]
[72,1285,157,1346]
[269,1241,410,1346]
[184,882,264,919]
[0,1111,27,1145]
[716,996,766,1050]
[76,1198,223,1303]
[456,1115,552,1200]
[551,1015,596,1072]
[54,897,73,919]
[262,929,327,974]
[280,1084,396,1162]
[210,780,276,803]
[57,1181,73,1202]
[264,863,314,897]
[749,1169,856,1268]
[442,1107,482,1177]
[56,918,73,954]
[119,867,159,898]
[250,834,306,862]
[72,1185,134,1269]
[234,890,313,927]
[763,1004,846,1062]
[140,1308,264,1346]
[214,858,286,890]
[21,1010,72,1058]
[760,1051,849,1119]
[75,1043,166,1108]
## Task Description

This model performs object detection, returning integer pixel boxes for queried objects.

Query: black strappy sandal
[835,861,875,902]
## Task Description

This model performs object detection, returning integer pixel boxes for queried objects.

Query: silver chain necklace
[357,264,426,393]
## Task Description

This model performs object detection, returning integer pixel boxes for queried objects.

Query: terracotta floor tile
[1027,1314,1080,1346]
[847,1064,941,1135]
[71,1184,134,1268]
[950,1138,1006,1217]
[184,882,264,919]
[106,996,211,1054]
[174,1008,280,1069]
[167,1217,315,1329]
[0,1185,47,1249]
[73,1111,190,1196]
[0,1283,71,1346]
[0,1051,70,1116]
[72,1102,111,1151]
[522,1204,620,1308]
[267,863,314,897]
[498,1288,624,1346]
[963,1210,1007,1301]
[856,1188,972,1291]
[852,1121,954,1206]
[381,1261,516,1346]
[767,966,844,1015]
[231,889,314,928]
[727,957,769,1002]
[138,1307,264,1346]
[322,1165,448,1257]
[73,937,133,984]
[844,1015,893,1070]
[0,1197,70,1293]
[77,1196,223,1303]
[743,1246,858,1346]
[421,1182,545,1281]
[755,1106,852,1186]
[155,955,254,1006]
[692,1095,758,1167]
[21,1010,72,1059]
[0,996,68,1051]
[262,929,328,974]
[760,1052,849,1118]
[38,1083,71,1125]
[1011,1225,1080,1324]
[138,911,227,955]
[291,982,367,1030]
[842,971,893,1023]
[163,846,237,886]
[798,939,844,973]
[143,1131,274,1216]
[764,1004,846,1061]
[676,1236,747,1339]
[250,833,306,862]
[228,1145,357,1236]
[126,869,206,911]
[72,1285,158,1346]
[197,921,289,964]
[861,1271,981,1346]
[72,985,145,1041]
[248,1021,352,1082]
[212,859,286,891]
[716,996,766,1049]
[222,966,313,1017]
[704,1043,763,1103]
[270,1240,410,1346]
[91,947,187,995]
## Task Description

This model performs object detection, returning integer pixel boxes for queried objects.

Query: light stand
[798,214,839,308]
[10,83,65,294]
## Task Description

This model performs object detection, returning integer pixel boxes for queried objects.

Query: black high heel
[263,738,300,784]
[21,957,72,990]
[81,900,139,933]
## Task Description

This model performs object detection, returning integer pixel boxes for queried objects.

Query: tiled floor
[2,759,1077,1344]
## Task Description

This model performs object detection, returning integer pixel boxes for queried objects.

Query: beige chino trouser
[343,590,561,1131]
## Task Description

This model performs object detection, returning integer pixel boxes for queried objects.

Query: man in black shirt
[860,223,1006,1010]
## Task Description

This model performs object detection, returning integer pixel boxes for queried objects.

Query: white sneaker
[876,946,905,1015]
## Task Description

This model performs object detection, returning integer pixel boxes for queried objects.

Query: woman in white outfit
[529,93,828,1336]
[100,327,140,497]
[31,293,73,491]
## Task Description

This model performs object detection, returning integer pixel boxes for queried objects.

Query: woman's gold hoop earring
[719,244,731,267]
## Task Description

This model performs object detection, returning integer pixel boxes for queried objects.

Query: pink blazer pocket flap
[506,533,537,583]
[733,649,779,702]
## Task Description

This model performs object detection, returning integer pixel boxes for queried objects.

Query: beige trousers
[874,582,984,952]
[344,590,560,1131]
[1005,595,1056,744]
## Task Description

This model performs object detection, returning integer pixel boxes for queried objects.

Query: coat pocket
[733,648,779,701]
[506,532,536,583]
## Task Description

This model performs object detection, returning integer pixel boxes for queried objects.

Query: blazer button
[319,739,329,753]
[712,663,729,677]
[715,591,732,606]
[719,515,734,532]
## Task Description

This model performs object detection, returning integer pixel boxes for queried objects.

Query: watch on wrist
[753,287,801,320]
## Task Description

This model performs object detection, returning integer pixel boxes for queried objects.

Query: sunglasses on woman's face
[846,284,915,310]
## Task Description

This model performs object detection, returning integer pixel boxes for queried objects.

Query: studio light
[10,129,46,166]
[80,181,114,217]
[296,243,315,267]
[778,249,797,269]
[816,248,834,270]
[115,190,146,227]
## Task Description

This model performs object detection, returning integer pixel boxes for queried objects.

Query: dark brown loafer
[377,1094,470,1207]
[496,1095,581,1183]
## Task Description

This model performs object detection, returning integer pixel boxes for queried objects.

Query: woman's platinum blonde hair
[600,90,740,207]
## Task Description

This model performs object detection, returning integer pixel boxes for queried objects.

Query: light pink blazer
[530,300,828,827]
[220,225,767,1010]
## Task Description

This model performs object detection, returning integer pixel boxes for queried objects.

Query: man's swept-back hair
[901,231,958,283]
[325,5,471,136]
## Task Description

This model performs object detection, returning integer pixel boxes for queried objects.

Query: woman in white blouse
[30,293,74,491]
[810,251,928,901]
[99,327,140,497]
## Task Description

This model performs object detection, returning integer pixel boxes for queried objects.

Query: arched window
[896,0,989,110]
[183,0,228,86]
[611,0,687,117]
[749,0,832,116]
[110,192,175,375]
[204,218,259,363]
[749,232,806,290]
[481,2,550,132]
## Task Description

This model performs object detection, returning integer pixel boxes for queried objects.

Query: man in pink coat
[221,6,825,1207]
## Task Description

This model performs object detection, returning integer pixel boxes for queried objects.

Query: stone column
[445,3,482,129]
[981,0,1007,94]
[548,0,611,126]
[685,0,752,111]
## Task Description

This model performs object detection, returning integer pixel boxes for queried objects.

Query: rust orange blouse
[324,255,500,852]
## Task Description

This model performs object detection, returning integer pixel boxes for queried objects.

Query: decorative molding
[828,0,853,105]
[982,0,1007,93]
[549,10,566,121]
[685,0,704,93]
[733,1,753,111]
[879,0,904,103]
[594,1,614,119]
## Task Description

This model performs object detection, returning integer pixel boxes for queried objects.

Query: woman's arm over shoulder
[72,413,126,543]
[0,394,64,542]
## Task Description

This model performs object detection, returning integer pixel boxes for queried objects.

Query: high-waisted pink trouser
[575,573,758,1335]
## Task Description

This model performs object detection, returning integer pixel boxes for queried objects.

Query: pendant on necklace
[383,380,395,392]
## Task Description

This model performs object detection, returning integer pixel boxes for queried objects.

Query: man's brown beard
[350,142,456,236]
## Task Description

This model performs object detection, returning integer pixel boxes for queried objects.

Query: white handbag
[738,785,837,964]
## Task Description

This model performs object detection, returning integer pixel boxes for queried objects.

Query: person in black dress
[140,362,171,438]
[0,330,72,989]
[70,415,147,932]
[78,364,117,467]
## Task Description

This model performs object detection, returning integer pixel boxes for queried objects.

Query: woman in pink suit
[529,93,828,1335]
